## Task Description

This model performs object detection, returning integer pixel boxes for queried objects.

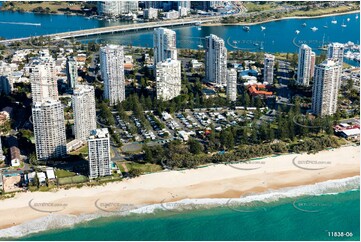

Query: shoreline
[201,10,360,26]
[0,145,359,238]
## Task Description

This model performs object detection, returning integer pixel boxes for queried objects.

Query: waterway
[0,9,359,65]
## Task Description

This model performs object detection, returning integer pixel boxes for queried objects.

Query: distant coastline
[202,10,360,26]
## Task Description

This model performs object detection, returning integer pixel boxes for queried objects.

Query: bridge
[0,15,226,44]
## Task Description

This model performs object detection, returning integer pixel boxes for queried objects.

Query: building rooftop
[340,128,360,137]
[89,128,109,139]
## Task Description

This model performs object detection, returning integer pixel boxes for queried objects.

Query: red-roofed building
[248,84,273,97]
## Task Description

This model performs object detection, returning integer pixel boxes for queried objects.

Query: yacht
[331,18,337,24]
[295,30,300,34]
[356,15,359,20]
[310,27,318,32]
[261,26,266,31]
[341,21,347,28]
[347,18,350,22]
[302,23,307,26]
[243,26,250,32]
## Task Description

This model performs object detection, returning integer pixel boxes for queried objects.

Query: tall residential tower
[226,69,237,102]
[263,54,275,84]
[297,44,315,86]
[30,56,58,103]
[311,59,342,116]
[205,34,227,85]
[100,45,125,105]
[72,85,96,141]
[88,128,111,179]
[153,28,177,65]
[32,99,67,160]
[156,59,182,101]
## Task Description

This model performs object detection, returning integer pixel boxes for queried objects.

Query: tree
[128,167,142,177]
[188,139,203,154]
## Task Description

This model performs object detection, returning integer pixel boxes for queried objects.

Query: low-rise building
[248,84,273,97]
[144,8,158,20]
[10,146,21,167]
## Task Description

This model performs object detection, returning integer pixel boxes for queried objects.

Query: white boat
[341,20,347,28]
[310,27,318,32]
[197,27,202,30]
[197,45,203,48]
[261,26,266,31]
[243,26,250,32]
[347,18,350,22]
[302,23,307,26]
[356,15,359,20]
[295,30,300,34]
[331,18,337,24]
[323,25,328,28]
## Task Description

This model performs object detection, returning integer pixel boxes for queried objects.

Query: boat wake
[0,21,41,26]
[0,176,359,239]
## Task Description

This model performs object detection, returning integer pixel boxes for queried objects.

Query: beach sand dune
[0,146,359,232]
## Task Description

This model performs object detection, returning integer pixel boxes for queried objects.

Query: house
[10,146,21,167]
[334,123,360,140]
[37,172,47,185]
[45,167,56,180]
[27,172,36,183]
[339,129,360,140]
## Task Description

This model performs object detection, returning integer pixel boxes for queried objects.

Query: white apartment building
[72,85,96,141]
[156,59,181,101]
[66,56,78,89]
[327,42,345,64]
[205,34,227,85]
[297,44,316,86]
[97,1,138,16]
[263,54,275,84]
[32,99,66,160]
[226,69,237,102]
[144,8,158,20]
[30,56,58,103]
[88,128,111,179]
[311,59,342,116]
[153,28,177,65]
[100,45,125,105]
[0,61,18,95]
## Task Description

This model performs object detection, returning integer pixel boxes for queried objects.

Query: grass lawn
[55,169,76,178]
[126,162,163,174]
[244,2,277,12]
[0,2,84,13]
[69,144,88,156]
[284,6,356,17]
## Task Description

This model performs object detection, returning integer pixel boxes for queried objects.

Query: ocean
[2,176,359,241]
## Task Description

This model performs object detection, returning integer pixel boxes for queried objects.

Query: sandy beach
[201,10,360,26]
[0,145,359,235]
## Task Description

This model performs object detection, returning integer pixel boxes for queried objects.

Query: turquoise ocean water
[14,188,359,241]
